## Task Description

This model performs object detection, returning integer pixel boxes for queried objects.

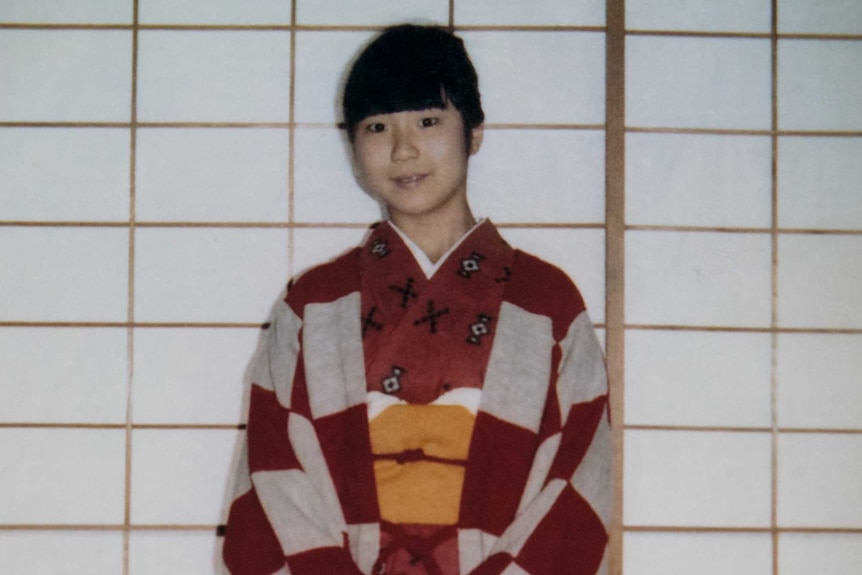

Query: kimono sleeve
[221,299,364,575]
[469,311,612,575]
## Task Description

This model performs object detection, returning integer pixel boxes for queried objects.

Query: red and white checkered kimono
[222,221,611,575]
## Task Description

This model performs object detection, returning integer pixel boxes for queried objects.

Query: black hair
[342,24,484,145]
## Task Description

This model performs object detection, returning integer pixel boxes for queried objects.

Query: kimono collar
[388,219,487,279]
[359,219,513,284]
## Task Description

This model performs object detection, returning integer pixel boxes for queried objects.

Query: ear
[469,124,484,156]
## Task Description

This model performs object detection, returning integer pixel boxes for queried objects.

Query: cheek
[355,147,386,179]
[440,144,470,173]
[430,135,468,165]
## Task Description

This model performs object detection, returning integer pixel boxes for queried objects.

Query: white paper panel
[779,137,862,230]
[624,532,772,575]
[778,433,862,527]
[462,32,606,125]
[0,328,127,424]
[129,531,222,575]
[627,0,770,32]
[778,235,862,329]
[626,231,772,327]
[296,0,447,25]
[0,30,131,122]
[137,31,291,122]
[777,334,862,429]
[470,130,605,225]
[134,328,261,424]
[627,37,771,129]
[625,430,772,526]
[626,331,772,427]
[779,533,862,575]
[136,128,290,222]
[134,228,288,323]
[0,531,124,575]
[779,40,862,131]
[0,0,131,23]
[140,0,291,24]
[131,429,240,524]
[0,228,128,322]
[626,133,772,228]
[0,128,129,222]
[779,0,862,34]
[456,0,605,26]
[0,429,125,524]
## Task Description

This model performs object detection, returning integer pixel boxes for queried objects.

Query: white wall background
[0,1,859,574]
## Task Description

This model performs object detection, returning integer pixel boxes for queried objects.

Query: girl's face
[353,103,483,226]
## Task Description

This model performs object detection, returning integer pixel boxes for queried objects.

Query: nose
[391,127,419,162]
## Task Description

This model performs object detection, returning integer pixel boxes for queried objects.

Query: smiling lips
[393,174,428,189]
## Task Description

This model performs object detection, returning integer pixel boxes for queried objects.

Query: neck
[390,205,476,263]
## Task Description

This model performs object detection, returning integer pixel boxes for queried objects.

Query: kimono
[222,220,611,575]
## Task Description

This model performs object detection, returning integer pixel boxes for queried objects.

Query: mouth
[392,174,427,189]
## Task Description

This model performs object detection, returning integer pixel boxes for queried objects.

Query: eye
[420,117,439,128]
[365,122,386,133]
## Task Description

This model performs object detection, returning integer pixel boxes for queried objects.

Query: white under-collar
[389,219,486,279]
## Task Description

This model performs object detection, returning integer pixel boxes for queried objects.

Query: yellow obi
[368,389,480,525]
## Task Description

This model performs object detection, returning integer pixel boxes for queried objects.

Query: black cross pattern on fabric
[370,238,390,259]
[495,266,512,283]
[390,277,418,308]
[457,252,484,278]
[466,314,494,345]
[362,306,383,336]
[413,300,450,334]
[381,365,406,394]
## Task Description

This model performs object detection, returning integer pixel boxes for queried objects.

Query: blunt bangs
[342,25,484,142]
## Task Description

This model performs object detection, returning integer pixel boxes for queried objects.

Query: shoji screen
[0,1,607,573]
[622,1,861,575]
[1,1,859,574]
